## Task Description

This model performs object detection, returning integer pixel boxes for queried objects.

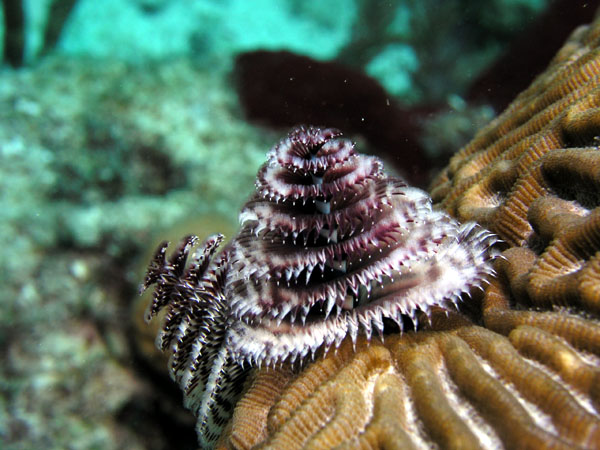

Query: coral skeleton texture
[227,315,600,449]
[142,126,497,447]
[430,14,600,319]
[218,15,600,450]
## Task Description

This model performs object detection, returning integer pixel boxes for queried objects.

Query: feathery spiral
[142,126,498,447]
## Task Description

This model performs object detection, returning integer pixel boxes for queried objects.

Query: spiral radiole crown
[141,126,498,447]
[224,126,498,365]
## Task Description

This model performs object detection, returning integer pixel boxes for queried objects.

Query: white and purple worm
[141,126,498,448]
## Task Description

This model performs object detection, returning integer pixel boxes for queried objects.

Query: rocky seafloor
[0,55,277,449]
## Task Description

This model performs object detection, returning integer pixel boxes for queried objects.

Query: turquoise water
[0,0,582,448]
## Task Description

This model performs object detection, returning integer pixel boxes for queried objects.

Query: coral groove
[223,313,600,449]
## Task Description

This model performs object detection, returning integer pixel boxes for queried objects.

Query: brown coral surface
[222,311,600,449]
[219,14,600,450]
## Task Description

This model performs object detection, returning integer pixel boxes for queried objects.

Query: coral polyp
[141,126,498,447]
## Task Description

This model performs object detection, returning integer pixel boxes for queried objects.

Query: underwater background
[0,0,595,448]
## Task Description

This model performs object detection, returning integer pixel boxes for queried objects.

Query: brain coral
[217,14,600,450]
